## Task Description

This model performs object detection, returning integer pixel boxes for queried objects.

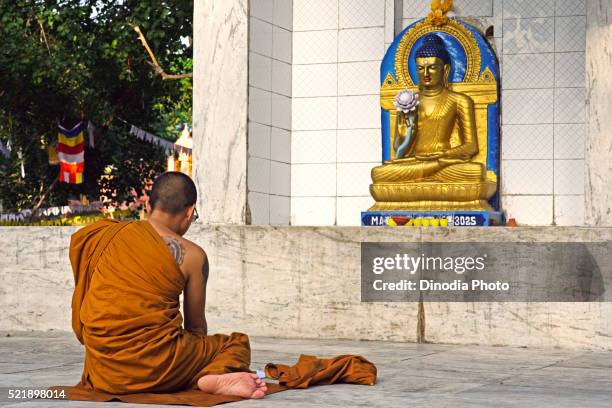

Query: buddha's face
[416,57,449,90]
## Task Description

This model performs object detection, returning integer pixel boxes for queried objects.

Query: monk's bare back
[141,173,267,398]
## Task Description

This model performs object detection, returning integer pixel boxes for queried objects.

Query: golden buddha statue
[369,32,497,212]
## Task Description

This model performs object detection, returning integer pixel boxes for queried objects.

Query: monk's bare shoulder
[181,238,204,261]
[162,236,186,265]
[176,238,208,280]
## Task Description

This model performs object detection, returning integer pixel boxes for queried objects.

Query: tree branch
[38,20,51,54]
[130,24,192,80]
[30,178,58,219]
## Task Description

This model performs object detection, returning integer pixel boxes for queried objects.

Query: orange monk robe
[69,219,251,394]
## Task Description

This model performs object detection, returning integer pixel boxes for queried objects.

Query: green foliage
[0,0,192,212]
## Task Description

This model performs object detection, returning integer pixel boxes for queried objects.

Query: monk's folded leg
[191,332,267,399]
[196,332,252,377]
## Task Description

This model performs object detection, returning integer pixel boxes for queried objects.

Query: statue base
[369,181,498,212]
[361,211,504,227]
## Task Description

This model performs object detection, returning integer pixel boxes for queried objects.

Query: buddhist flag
[58,122,85,184]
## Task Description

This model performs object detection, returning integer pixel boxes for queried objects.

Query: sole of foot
[197,372,267,399]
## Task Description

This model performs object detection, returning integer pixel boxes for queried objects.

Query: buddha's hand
[394,111,413,153]
[396,112,413,135]
[415,151,445,161]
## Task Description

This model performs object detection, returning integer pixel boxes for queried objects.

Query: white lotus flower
[393,90,419,113]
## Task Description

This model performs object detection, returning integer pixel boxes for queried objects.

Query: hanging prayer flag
[0,139,9,158]
[128,124,192,155]
[17,150,25,178]
[58,122,85,184]
[48,144,59,165]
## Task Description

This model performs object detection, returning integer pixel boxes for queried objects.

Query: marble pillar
[585,0,612,226]
[193,0,249,224]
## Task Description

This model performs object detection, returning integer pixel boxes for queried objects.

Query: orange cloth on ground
[265,355,377,388]
[68,219,251,393]
[52,355,376,407]
[50,384,287,407]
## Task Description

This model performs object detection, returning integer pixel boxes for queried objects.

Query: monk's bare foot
[197,372,267,399]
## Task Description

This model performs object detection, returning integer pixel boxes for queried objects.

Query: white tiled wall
[289,0,388,225]
[248,0,292,225]
[499,0,586,226]
[247,0,587,226]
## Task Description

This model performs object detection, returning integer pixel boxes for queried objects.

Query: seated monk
[371,33,485,184]
[70,172,267,399]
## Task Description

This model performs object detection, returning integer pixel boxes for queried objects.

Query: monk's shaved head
[149,172,197,215]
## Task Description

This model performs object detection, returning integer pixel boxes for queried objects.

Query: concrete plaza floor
[1,332,611,408]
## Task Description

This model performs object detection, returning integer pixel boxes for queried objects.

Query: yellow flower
[440,0,453,13]
[431,0,453,13]
[428,0,452,26]
[428,10,448,26]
